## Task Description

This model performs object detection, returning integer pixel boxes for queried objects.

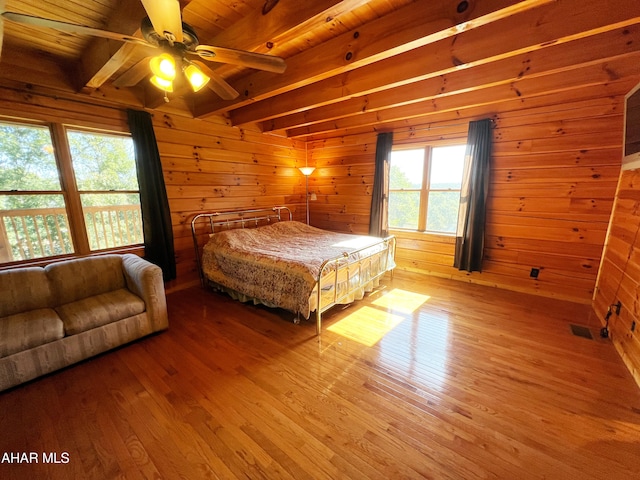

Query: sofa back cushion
[45,255,126,305]
[0,268,53,318]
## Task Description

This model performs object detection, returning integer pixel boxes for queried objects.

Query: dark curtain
[454,118,492,272]
[369,132,394,237]
[127,109,176,281]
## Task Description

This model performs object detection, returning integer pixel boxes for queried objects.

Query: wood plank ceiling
[1,0,640,140]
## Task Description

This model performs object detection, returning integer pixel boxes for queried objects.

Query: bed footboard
[314,235,396,335]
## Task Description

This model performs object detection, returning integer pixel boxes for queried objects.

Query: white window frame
[388,143,466,234]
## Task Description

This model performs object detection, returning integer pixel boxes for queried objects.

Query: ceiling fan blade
[113,57,152,88]
[194,45,286,74]
[1,11,149,47]
[140,0,183,43]
[192,60,239,100]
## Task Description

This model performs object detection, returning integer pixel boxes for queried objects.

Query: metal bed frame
[191,206,396,335]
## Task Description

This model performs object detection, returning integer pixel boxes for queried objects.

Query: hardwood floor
[1,272,640,479]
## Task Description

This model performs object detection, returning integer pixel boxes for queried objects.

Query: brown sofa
[0,254,168,391]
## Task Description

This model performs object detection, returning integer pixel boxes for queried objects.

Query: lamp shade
[150,75,174,92]
[298,166,315,176]
[184,64,210,92]
[149,53,176,81]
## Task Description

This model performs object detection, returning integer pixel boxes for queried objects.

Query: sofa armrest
[121,254,168,332]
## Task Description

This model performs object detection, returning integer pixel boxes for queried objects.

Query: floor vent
[570,324,593,340]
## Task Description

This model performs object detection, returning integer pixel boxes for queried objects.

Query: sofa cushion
[45,255,126,305]
[0,268,53,318]
[0,309,64,358]
[56,288,146,335]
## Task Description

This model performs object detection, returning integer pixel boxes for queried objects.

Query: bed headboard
[190,206,292,286]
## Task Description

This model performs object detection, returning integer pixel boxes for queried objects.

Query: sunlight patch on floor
[327,306,404,347]
[372,288,431,314]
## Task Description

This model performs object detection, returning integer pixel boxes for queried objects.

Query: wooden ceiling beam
[303,80,638,143]
[187,0,371,81]
[229,0,640,126]
[77,0,151,91]
[307,95,620,148]
[194,0,551,118]
[263,24,640,133]
[286,53,640,138]
[203,0,370,51]
[150,1,367,112]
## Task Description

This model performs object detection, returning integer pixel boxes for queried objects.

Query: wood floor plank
[1,271,640,479]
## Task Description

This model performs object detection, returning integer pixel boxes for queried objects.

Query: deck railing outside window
[1,119,142,264]
[0,204,142,262]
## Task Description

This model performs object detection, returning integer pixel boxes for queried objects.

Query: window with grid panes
[0,119,141,264]
[388,144,466,234]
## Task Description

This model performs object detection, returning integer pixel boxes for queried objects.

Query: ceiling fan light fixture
[150,75,174,92]
[184,64,210,92]
[2,5,287,102]
[149,53,176,81]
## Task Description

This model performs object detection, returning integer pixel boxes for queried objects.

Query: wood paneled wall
[0,78,636,306]
[307,80,640,304]
[150,114,304,292]
[593,168,640,386]
[0,87,306,292]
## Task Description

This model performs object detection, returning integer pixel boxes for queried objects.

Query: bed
[191,206,396,334]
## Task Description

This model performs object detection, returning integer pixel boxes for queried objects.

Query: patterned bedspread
[201,221,392,318]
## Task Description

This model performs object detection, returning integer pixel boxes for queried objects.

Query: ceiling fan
[0,0,287,100]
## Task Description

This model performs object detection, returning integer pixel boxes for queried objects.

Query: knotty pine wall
[0,88,306,292]
[593,167,640,386]
[150,113,305,292]
[0,79,637,305]
[307,80,640,304]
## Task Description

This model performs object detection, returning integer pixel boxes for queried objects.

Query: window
[67,130,142,251]
[388,144,466,234]
[0,119,142,264]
